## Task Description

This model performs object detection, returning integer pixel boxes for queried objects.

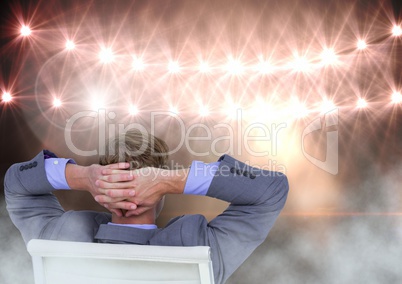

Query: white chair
[27,239,214,284]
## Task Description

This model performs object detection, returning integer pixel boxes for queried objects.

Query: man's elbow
[277,174,289,210]
[262,173,289,211]
[4,164,16,195]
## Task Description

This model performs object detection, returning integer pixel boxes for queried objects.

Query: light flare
[356,98,368,108]
[65,40,75,50]
[290,55,310,72]
[289,98,309,118]
[53,98,62,107]
[129,105,139,115]
[168,61,181,73]
[357,40,367,50]
[91,98,105,110]
[20,25,31,36]
[2,92,12,102]
[320,48,338,65]
[256,60,274,74]
[224,103,241,119]
[252,97,274,121]
[320,99,336,113]
[225,57,244,75]
[169,106,179,114]
[392,25,402,36]
[99,48,114,64]
[391,92,402,104]
[132,57,145,71]
[199,105,210,117]
[198,61,211,73]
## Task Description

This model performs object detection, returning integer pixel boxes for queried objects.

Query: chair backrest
[27,239,214,284]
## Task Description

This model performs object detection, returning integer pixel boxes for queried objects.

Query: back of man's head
[99,129,169,169]
[99,129,169,218]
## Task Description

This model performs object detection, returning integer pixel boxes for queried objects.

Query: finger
[95,195,127,203]
[101,169,133,176]
[108,208,124,217]
[104,189,135,198]
[99,173,135,183]
[99,173,134,183]
[105,163,130,170]
[105,201,137,211]
[96,179,136,189]
[125,206,149,217]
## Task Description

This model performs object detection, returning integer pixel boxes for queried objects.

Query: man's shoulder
[151,214,209,246]
[165,214,207,227]
[47,210,111,242]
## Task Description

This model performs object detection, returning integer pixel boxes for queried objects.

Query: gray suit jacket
[4,150,289,284]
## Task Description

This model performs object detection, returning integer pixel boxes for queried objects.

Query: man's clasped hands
[65,162,188,217]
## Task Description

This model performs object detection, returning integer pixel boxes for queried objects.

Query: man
[4,130,289,284]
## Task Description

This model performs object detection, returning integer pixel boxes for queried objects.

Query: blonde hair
[99,129,169,169]
[99,129,169,217]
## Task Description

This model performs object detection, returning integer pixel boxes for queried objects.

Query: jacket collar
[94,224,160,244]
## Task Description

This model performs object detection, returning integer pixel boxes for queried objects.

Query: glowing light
[129,105,138,115]
[357,40,367,50]
[224,103,241,119]
[256,60,274,74]
[290,56,310,72]
[252,97,274,121]
[53,98,62,107]
[169,106,179,114]
[91,99,105,110]
[225,57,244,75]
[199,105,210,117]
[132,57,145,71]
[356,98,367,108]
[198,61,211,73]
[289,99,309,118]
[2,92,12,102]
[65,40,75,50]
[320,99,336,113]
[168,61,181,73]
[20,25,31,36]
[392,25,402,36]
[99,48,114,64]
[320,48,338,65]
[391,92,402,104]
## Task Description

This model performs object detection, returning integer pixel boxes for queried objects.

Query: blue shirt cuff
[44,158,76,190]
[183,161,220,195]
